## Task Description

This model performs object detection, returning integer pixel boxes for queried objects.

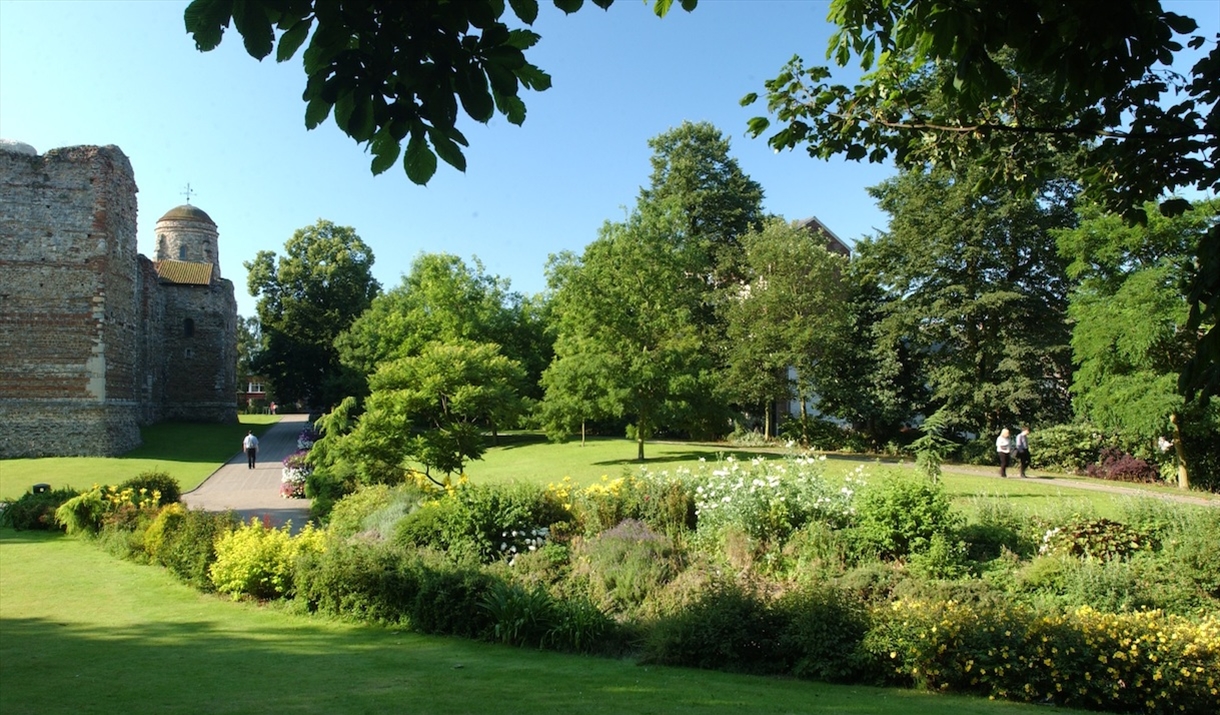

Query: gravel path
[182,414,312,529]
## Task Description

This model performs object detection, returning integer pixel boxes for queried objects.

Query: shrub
[777,520,850,584]
[954,522,1022,566]
[1039,517,1150,561]
[394,482,568,564]
[1031,423,1104,473]
[642,581,785,674]
[295,541,495,637]
[775,585,871,682]
[847,473,960,560]
[55,484,162,535]
[686,455,859,545]
[1159,508,1220,601]
[478,581,557,648]
[117,470,181,506]
[571,519,684,615]
[0,487,79,531]
[1085,446,1160,483]
[152,508,240,590]
[406,552,497,638]
[209,519,325,600]
[778,415,848,451]
[565,473,695,538]
[865,598,1220,713]
[326,483,432,540]
[545,595,619,654]
[907,532,971,580]
[54,488,108,535]
[294,540,420,624]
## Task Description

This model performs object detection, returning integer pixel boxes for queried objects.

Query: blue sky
[2,1,1216,320]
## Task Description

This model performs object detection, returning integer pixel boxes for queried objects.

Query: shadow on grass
[593,448,785,468]
[0,614,952,715]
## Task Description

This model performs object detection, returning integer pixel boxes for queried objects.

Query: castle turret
[154,204,220,278]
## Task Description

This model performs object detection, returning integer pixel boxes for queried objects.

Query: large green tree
[336,252,550,400]
[858,167,1077,434]
[743,0,1220,401]
[813,262,925,446]
[341,341,527,484]
[247,219,380,409]
[1058,200,1220,488]
[724,218,850,435]
[543,205,720,460]
[639,121,765,286]
[184,0,695,184]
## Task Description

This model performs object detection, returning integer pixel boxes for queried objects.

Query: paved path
[182,414,313,529]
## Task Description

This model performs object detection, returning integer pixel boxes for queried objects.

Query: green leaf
[516,63,551,91]
[369,131,401,176]
[508,0,540,24]
[404,133,438,185]
[231,0,274,59]
[275,18,311,62]
[455,66,495,123]
[183,0,234,52]
[745,116,769,136]
[495,92,527,125]
[739,92,758,106]
[554,0,584,13]
[428,127,468,172]
[304,96,332,129]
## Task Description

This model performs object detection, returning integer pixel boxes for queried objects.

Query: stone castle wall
[0,145,144,456]
[0,143,237,458]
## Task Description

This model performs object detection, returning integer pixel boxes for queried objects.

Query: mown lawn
[0,528,1093,715]
[0,415,279,499]
[470,435,1217,520]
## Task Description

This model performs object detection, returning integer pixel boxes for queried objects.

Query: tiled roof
[155,260,213,285]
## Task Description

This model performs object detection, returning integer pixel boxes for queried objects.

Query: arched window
[178,245,187,260]
[184,318,195,337]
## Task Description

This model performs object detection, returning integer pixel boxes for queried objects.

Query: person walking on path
[995,428,1012,478]
[1015,426,1031,478]
[243,430,259,469]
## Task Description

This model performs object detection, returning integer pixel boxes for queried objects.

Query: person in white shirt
[242,430,259,470]
[995,428,1012,478]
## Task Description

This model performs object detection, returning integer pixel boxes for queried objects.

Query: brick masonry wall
[0,143,238,458]
[0,145,143,457]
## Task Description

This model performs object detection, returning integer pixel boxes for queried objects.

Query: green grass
[0,415,279,499]
[0,528,1091,715]
[470,435,1216,520]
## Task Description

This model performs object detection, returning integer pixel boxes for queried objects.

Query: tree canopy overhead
[742,0,1219,400]
[184,0,696,184]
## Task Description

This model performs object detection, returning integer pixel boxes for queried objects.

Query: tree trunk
[637,431,645,461]
[764,402,772,438]
[1170,411,1190,490]
[581,419,586,447]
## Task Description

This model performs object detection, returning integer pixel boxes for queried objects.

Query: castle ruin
[0,142,237,457]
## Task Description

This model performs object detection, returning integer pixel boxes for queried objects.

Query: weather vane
[182,183,195,204]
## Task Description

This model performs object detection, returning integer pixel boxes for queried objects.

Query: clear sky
[2,1,1216,320]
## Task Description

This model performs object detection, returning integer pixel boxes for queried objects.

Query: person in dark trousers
[242,430,259,469]
[995,428,1012,478]
[1014,426,1031,478]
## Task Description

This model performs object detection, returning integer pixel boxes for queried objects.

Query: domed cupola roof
[157,204,215,225]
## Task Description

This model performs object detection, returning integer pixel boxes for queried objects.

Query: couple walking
[995,427,1030,478]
